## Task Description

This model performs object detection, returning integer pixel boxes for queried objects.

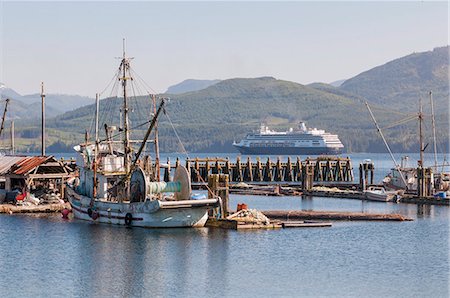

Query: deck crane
[0,98,10,138]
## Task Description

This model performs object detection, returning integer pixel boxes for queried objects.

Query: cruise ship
[233,122,344,155]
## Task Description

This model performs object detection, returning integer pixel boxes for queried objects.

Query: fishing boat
[366,96,449,197]
[364,186,397,202]
[382,156,418,191]
[67,45,218,227]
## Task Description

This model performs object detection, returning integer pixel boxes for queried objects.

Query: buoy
[61,208,70,219]
[125,213,133,226]
[237,203,248,211]
[91,210,99,220]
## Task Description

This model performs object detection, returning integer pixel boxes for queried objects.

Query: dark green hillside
[340,46,449,112]
[6,47,449,154]
[42,77,433,153]
[307,82,367,103]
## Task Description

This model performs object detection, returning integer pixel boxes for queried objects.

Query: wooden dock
[161,156,355,184]
[205,217,333,230]
[262,210,413,221]
[0,202,70,214]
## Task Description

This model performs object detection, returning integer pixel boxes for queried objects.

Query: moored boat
[67,45,218,228]
[364,186,398,202]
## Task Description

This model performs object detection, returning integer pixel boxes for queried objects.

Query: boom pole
[365,101,408,189]
[132,98,166,167]
[153,94,161,181]
[429,91,438,170]
[0,98,10,138]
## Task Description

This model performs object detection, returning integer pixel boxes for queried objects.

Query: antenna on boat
[123,38,126,59]
[365,101,408,189]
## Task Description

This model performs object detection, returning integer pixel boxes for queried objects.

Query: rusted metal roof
[0,155,72,177]
[0,156,27,175]
[11,156,51,175]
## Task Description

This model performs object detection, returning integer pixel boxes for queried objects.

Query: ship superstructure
[233,122,344,155]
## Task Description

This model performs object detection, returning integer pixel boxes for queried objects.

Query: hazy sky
[0,1,448,97]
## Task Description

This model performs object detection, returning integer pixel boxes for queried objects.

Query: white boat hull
[67,187,217,228]
[364,188,396,202]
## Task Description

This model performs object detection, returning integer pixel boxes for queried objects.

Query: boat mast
[120,39,131,174]
[93,93,99,199]
[153,94,161,181]
[10,120,14,155]
[429,91,438,170]
[41,82,46,156]
[365,102,408,188]
[418,98,424,168]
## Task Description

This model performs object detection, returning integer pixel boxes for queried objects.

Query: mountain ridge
[3,46,449,153]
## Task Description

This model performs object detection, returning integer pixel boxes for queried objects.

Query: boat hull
[364,189,396,202]
[67,187,217,228]
[233,145,342,155]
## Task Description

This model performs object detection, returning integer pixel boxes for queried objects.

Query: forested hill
[41,76,441,153]
[340,46,449,111]
[5,46,449,153]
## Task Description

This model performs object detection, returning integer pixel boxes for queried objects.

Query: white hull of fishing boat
[67,187,217,228]
[364,187,396,202]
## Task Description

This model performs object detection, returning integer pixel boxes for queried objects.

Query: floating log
[0,202,71,214]
[262,210,413,221]
[282,221,332,228]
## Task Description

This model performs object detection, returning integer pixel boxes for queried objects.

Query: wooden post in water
[208,174,229,218]
[370,163,374,185]
[164,158,171,182]
[236,156,243,182]
[417,167,433,197]
[245,157,253,181]
[295,157,302,182]
[359,163,366,191]
[285,157,293,181]
[302,164,314,191]
[273,157,281,181]
[224,159,231,175]
[185,159,191,178]
[264,157,273,181]
[255,157,263,181]
[218,174,229,217]
[194,158,200,182]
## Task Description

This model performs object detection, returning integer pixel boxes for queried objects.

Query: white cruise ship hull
[233,144,342,155]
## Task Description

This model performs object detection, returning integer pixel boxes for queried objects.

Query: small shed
[0,155,73,199]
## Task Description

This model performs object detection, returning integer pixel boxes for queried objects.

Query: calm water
[1,153,448,297]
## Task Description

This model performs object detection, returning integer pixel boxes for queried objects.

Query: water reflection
[416,204,433,218]
[301,195,314,210]
[205,228,230,297]
[0,188,448,297]
[70,223,232,297]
